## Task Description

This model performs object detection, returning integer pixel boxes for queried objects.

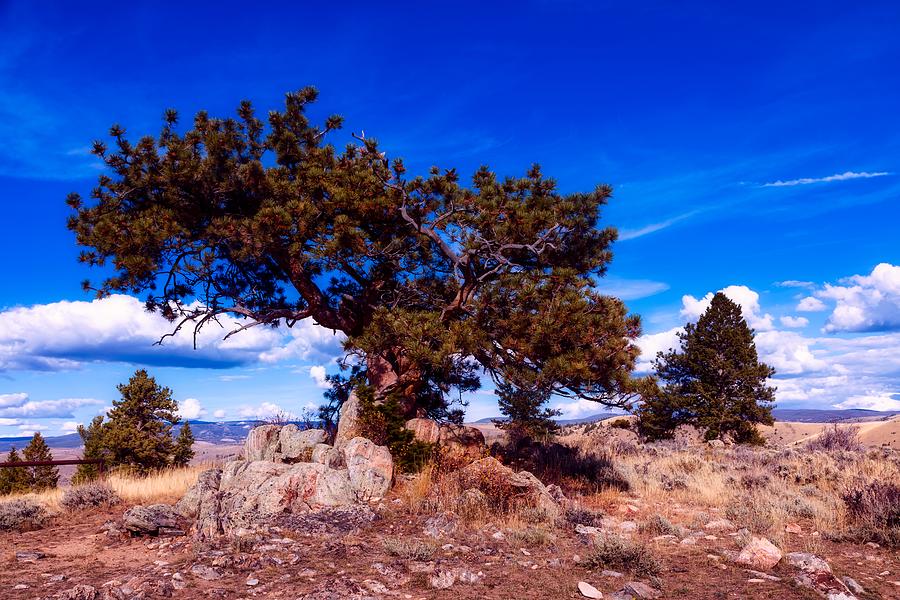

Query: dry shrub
[582,533,661,577]
[563,505,604,528]
[0,498,49,531]
[382,536,437,560]
[503,442,630,495]
[725,494,779,537]
[507,525,556,546]
[840,481,900,547]
[60,482,121,511]
[639,514,683,537]
[807,425,863,452]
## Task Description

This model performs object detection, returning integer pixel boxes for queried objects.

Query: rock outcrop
[179,424,393,537]
[334,391,362,449]
[123,504,184,536]
[784,552,859,599]
[406,417,485,460]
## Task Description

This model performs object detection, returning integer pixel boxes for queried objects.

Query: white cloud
[309,365,330,389]
[779,316,809,328]
[212,409,227,419]
[218,375,251,382]
[761,171,890,187]
[60,421,80,434]
[681,285,774,331]
[238,402,290,420]
[776,280,815,289]
[0,418,21,426]
[797,296,827,312]
[552,397,622,420]
[818,263,900,333]
[754,330,826,375]
[0,395,103,418]
[596,278,669,300]
[177,398,205,420]
[834,392,900,411]
[18,422,47,433]
[0,294,344,372]
[618,211,697,241]
[635,326,682,372]
[0,392,28,408]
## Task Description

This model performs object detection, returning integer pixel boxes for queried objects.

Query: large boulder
[279,425,327,462]
[123,504,183,536]
[450,456,561,519]
[334,391,362,449]
[312,443,344,468]
[175,468,223,540]
[406,417,485,460]
[785,552,859,599]
[736,536,782,570]
[244,424,282,461]
[342,437,393,501]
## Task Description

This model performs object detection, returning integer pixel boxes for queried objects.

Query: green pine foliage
[637,293,775,444]
[494,381,560,443]
[355,386,434,473]
[23,432,59,491]
[172,422,195,467]
[74,370,191,481]
[0,447,30,495]
[67,88,642,424]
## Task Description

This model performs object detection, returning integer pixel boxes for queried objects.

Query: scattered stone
[123,504,182,536]
[622,581,662,599]
[246,577,260,586]
[705,518,734,531]
[190,564,222,581]
[736,537,782,570]
[785,523,802,534]
[679,537,697,545]
[58,585,99,600]
[842,577,864,594]
[430,571,456,589]
[13,584,28,590]
[707,439,725,448]
[619,520,638,534]
[578,581,604,598]
[15,550,45,561]
[424,513,459,538]
[601,570,624,578]
[785,552,858,599]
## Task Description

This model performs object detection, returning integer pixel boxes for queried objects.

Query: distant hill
[771,408,900,423]
[472,413,620,426]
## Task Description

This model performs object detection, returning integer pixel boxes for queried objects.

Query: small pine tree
[102,369,179,472]
[0,447,30,495]
[23,432,58,491]
[74,415,106,483]
[172,422,195,467]
[637,292,776,444]
[494,381,561,444]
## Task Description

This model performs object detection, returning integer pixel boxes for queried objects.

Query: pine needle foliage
[637,292,775,444]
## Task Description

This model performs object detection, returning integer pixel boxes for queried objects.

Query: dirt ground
[3,489,898,600]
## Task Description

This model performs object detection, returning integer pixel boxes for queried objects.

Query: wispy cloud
[595,278,669,301]
[618,211,698,241]
[761,171,891,188]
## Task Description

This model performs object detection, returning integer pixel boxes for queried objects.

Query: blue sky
[2,1,900,437]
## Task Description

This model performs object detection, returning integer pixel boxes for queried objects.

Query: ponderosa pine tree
[67,88,642,426]
[102,370,179,472]
[23,432,59,491]
[0,447,30,495]
[172,422,195,467]
[637,293,775,444]
[494,380,561,443]
[74,415,105,483]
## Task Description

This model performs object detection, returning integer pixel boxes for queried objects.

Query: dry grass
[1,465,204,511]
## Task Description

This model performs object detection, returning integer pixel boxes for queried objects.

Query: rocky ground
[3,480,899,599]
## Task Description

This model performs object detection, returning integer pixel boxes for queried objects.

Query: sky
[1,0,899,437]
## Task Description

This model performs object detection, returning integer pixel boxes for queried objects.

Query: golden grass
[1,465,205,511]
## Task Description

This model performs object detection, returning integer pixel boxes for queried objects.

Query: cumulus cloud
[308,365,330,389]
[779,316,809,328]
[635,326,681,372]
[761,171,890,187]
[0,394,103,418]
[834,391,900,411]
[754,330,826,375]
[817,263,900,333]
[0,418,21,426]
[0,294,344,372]
[18,422,47,433]
[60,421,80,434]
[238,402,290,420]
[797,297,827,312]
[681,285,774,331]
[177,398,205,420]
[212,409,227,419]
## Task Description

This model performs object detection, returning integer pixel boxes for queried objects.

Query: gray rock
[123,504,181,535]
[736,537,782,570]
[15,550,45,561]
[622,581,662,599]
[190,564,222,581]
[244,424,282,461]
[785,552,858,600]
[578,581,603,598]
[175,468,221,519]
[342,437,393,501]
[842,577,864,594]
[311,443,344,468]
[334,390,362,449]
[279,425,326,461]
[430,571,456,589]
[58,585,99,600]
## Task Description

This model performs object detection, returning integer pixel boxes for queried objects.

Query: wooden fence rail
[0,459,106,474]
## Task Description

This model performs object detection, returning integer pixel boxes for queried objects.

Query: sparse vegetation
[382,536,436,560]
[581,533,661,577]
[60,482,121,511]
[840,481,900,546]
[639,513,683,537]
[0,498,49,531]
[807,424,863,452]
